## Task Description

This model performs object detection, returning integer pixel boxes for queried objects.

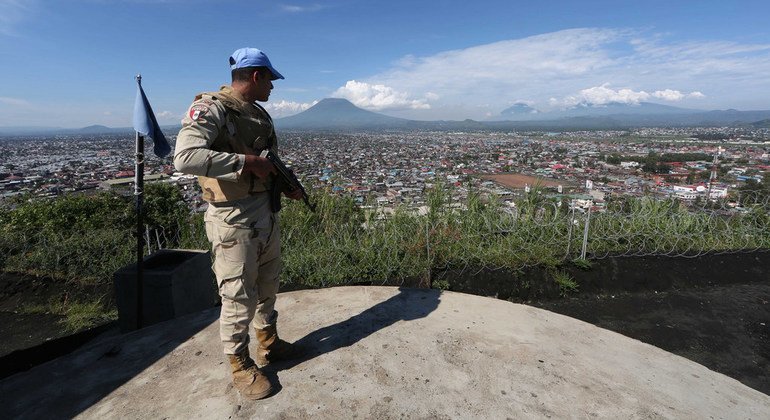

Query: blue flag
[133,78,171,158]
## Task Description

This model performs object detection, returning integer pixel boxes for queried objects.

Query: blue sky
[1,0,769,127]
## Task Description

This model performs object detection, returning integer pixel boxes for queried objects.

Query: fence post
[565,205,576,257]
[580,206,592,260]
[145,226,152,255]
[155,229,162,251]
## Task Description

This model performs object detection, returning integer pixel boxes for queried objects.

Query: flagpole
[135,74,145,329]
[132,73,169,330]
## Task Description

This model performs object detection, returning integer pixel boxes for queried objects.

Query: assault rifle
[260,149,316,213]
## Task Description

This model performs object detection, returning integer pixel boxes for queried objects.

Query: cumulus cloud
[651,89,685,101]
[652,89,705,101]
[358,28,770,118]
[264,100,318,117]
[332,80,431,111]
[550,84,706,108]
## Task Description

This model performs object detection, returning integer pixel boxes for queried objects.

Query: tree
[143,182,190,238]
[738,178,770,207]
[657,163,672,174]
[642,162,656,173]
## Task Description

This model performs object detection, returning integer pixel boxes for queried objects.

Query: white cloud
[156,110,176,120]
[358,28,770,118]
[264,99,318,117]
[651,89,685,101]
[0,96,31,107]
[551,84,706,108]
[332,80,431,111]
[279,3,324,13]
[373,28,621,100]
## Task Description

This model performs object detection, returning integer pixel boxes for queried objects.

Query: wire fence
[1,188,768,288]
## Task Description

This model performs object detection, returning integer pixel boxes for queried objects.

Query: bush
[0,184,194,285]
[2,183,770,291]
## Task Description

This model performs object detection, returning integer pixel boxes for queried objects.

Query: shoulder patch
[189,104,210,121]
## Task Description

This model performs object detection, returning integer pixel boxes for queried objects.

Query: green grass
[59,301,117,333]
[571,258,592,270]
[2,184,769,295]
[551,269,579,297]
[431,279,451,291]
[2,182,766,340]
[17,296,117,333]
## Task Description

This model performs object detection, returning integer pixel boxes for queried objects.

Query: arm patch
[189,104,210,121]
[187,98,218,121]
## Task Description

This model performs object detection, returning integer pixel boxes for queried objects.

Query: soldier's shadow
[267,287,441,377]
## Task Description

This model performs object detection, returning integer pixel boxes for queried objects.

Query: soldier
[174,47,302,400]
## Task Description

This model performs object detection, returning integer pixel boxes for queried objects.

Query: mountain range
[0,124,178,137]
[275,99,770,131]
[3,99,770,136]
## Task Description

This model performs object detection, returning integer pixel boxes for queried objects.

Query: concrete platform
[1,286,768,419]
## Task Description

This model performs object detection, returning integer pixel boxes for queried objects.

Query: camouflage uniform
[174,85,281,355]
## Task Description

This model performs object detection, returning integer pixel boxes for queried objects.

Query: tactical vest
[197,86,278,203]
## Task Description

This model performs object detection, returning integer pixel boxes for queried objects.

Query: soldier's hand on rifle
[243,154,277,179]
[284,188,303,200]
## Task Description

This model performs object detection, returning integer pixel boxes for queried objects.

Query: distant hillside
[495,101,770,127]
[495,102,694,122]
[499,103,539,117]
[4,100,770,136]
[275,98,409,130]
[79,125,122,134]
[0,124,180,137]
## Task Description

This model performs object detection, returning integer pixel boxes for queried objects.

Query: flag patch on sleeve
[189,104,210,121]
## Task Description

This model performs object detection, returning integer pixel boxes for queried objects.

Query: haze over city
[1,0,769,128]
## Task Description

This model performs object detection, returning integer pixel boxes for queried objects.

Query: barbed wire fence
[1,188,768,287]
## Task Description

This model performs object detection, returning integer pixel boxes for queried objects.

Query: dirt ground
[1,275,60,356]
[480,173,571,189]
[1,253,769,397]
[0,273,111,358]
[531,283,770,395]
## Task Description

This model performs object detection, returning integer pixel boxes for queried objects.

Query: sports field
[481,173,571,189]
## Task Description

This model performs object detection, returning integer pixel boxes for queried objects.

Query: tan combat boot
[255,311,302,367]
[227,348,272,400]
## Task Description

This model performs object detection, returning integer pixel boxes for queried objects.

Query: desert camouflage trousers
[205,211,281,355]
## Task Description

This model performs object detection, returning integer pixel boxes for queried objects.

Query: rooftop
[1,286,768,418]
